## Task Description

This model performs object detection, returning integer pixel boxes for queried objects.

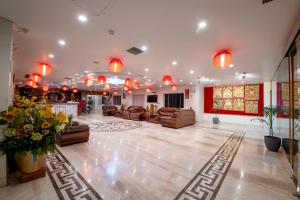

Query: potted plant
[0,95,67,174]
[252,106,280,152]
[282,109,299,155]
[211,106,220,125]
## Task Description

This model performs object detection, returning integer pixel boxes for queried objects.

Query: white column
[0,17,14,187]
[193,82,204,122]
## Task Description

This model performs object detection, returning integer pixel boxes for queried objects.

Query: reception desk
[51,103,78,118]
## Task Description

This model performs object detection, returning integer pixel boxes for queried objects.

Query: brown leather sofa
[145,107,178,124]
[122,106,146,121]
[56,122,90,146]
[160,109,195,128]
[102,105,117,116]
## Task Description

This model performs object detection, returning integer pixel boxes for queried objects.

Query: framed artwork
[213,87,222,99]
[185,89,190,99]
[233,99,244,111]
[213,100,222,110]
[245,85,259,100]
[223,99,233,110]
[245,101,258,113]
[233,86,244,98]
[223,86,233,98]
[281,83,289,101]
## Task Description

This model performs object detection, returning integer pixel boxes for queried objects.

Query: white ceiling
[0,0,299,89]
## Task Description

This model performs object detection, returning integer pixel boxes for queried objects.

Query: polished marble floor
[0,113,297,200]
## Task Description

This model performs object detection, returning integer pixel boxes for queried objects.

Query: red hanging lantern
[84,78,93,87]
[42,86,49,92]
[104,84,110,90]
[30,73,42,82]
[37,63,52,76]
[133,81,140,89]
[62,85,68,91]
[213,50,232,69]
[123,85,129,91]
[108,58,123,73]
[125,78,131,87]
[103,91,107,95]
[113,90,118,95]
[162,75,172,85]
[128,89,132,94]
[26,79,35,87]
[97,75,106,85]
[72,86,78,93]
[146,86,152,93]
[171,84,177,91]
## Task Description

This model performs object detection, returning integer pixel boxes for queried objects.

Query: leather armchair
[102,105,117,116]
[122,106,146,121]
[160,109,195,128]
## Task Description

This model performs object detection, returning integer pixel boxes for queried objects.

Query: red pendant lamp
[97,75,106,85]
[125,78,131,87]
[103,91,107,96]
[113,90,118,95]
[133,81,140,89]
[108,58,123,73]
[37,63,52,76]
[171,84,177,91]
[26,79,35,87]
[62,85,69,91]
[73,88,78,93]
[42,86,49,92]
[162,75,172,85]
[146,86,152,93]
[213,50,232,69]
[128,89,132,94]
[30,73,42,82]
[84,78,93,87]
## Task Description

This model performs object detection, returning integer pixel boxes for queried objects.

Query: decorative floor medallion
[88,120,142,133]
[174,131,245,200]
[46,149,103,200]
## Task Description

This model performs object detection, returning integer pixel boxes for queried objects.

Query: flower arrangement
[0,95,67,158]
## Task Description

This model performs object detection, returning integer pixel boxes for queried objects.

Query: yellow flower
[42,122,51,129]
[56,112,67,122]
[45,105,53,112]
[5,112,15,122]
[44,110,53,118]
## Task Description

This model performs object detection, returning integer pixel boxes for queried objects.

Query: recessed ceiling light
[78,14,88,23]
[159,85,162,88]
[235,72,239,75]
[145,68,149,72]
[48,54,55,58]
[172,61,177,66]
[189,70,195,74]
[190,82,193,85]
[84,70,89,73]
[141,46,148,51]
[58,40,66,46]
[128,72,132,75]
[144,76,147,79]
[197,21,207,31]
[229,64,234,68]
[179,79,183,82]
[148,79,151,82]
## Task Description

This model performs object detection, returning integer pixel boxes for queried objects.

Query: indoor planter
[252,106,280,152]
[0,96,67,175]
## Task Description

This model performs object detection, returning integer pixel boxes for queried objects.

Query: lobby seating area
[0,1,300,200]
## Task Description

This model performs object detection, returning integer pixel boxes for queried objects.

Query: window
[164,93,184,108]
[132,94,145,107]
[113,95,121,105]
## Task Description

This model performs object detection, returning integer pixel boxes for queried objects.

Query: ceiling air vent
[24,74,30,78]
[263,0,274,4]
[126,47,143,55]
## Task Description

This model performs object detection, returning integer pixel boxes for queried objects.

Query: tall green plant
[251,106,277,136]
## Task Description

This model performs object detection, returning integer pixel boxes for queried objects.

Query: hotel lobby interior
[0,0,300,200]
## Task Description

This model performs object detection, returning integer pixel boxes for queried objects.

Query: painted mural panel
[233,99,244,111]
[245,85,259,100]
[223,86,233,98]
[233,86,244,98]
[213,87,222,99]
[245,101,258,113]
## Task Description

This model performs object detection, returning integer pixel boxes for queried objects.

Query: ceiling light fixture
[179,79,183,82]
[78,14,88,23]
[189,70,195,74]
[48,54,55,58]
[197,21,207,31]
[229,64,234,68]
[145,68,149,72]
[172,61,177,66]
[58,39,66,46]
[141,46,148,51]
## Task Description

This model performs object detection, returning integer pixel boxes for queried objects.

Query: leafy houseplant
[0,96,67,173]
[252,106,281,152]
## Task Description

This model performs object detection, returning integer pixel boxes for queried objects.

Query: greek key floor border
[46,149,103,200]
[174,131,245,200]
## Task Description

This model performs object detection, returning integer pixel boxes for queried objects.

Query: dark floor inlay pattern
[46,149,103,200]
[174,131,245,200]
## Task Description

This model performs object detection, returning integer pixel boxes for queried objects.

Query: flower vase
[14,151,46,173]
